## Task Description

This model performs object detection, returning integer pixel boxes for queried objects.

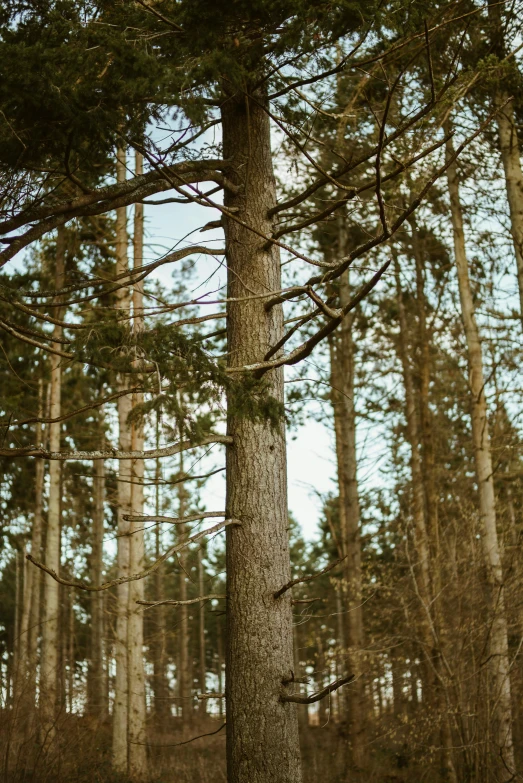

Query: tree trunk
[127,156,148,778]
[152,431,169,718]
[446,129,516,779]
[395,258,458,781]
[112,146,132,773]
[333,270,367,772]
[198,544,207,712]
[15,380,45,726]
[488,0,523,324]
[41,225,65,737]
[217,620,224,719]
[177,450,193,720]
[222,87,302,783]
[88,452,106,716]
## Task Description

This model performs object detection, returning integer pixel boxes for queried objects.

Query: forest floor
[0,710,428,782]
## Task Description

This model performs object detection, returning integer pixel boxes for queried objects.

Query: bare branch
[132,722,226,747]
[27,519,240,591]
[274,557,345,599]
[138,594,227,608]
[0,434,233,459]
[280,674,355,704]
[124,511,225,524]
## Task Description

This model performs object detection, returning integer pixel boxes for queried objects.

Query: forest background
[1,1,523,782]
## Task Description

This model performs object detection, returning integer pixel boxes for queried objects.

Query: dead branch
[27,519,240,591]
[196,692,225,700]
[281,672,311,686]
[274,557,346,599]
[131,722,226,747]
[123,510,225,524]
[279,673,354,704]
[138,594,227,608]
[0,433,232,459]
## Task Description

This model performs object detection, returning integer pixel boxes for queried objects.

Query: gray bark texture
[222,88,302,783]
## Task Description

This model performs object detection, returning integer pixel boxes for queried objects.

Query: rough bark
[222,87,302,783]
[88,452,106,716]
[446,130,516,779]
[112,146,132,773]
[127,159,148,778]
[41,225,65,736]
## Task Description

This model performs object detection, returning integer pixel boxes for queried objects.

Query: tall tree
[445,126,516,779]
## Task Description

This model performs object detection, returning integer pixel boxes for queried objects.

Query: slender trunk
[152,430,169,717]
[88,452,106,716]
[18,380,45,723]
[487,0,523,325]
[293,621,308,730]
[395,261,457,781]
[410,226,458,781]
[113,146,132,773]
[198,545,207,711]
[127,150,148,779]
[446,129,516,779]
[41,225,65,736]
[68,593,74,712]
[329,260,366,769]
[217,620,224,719]
[395,259,434,634]
[222,87,302,783]
[177,449,193,720]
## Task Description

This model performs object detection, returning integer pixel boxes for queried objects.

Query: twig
[274,557,345,599]
[131,722,226,747]
[196,692,225,700]
[280,674,354,704]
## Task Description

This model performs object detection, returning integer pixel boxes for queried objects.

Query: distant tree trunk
[127,154,148,778]
[395,258,458,782]
[16,380,45,724]
[293,621,308,730]
[41,225,65,737]
[177,449,193,720]
[198,544,207,712]
[446,129,516,779]
[217,620,224,719]
[88,451,106,716]
[329,261,367,770]
[487,0,523,325]
[409,223,458,781]
[68,593,74,713]
[152,431,169,718]
[113,146,132,774]
[222,86,302,783]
